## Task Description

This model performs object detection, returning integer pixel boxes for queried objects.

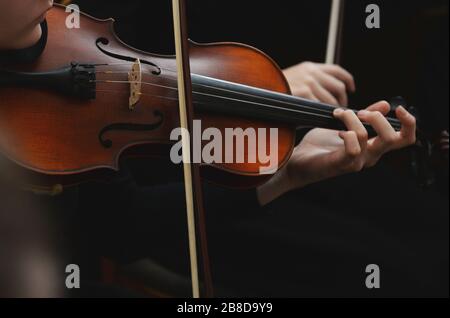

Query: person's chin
[10,24,43,50]
[32,2,52,26]
[34,10,50,25]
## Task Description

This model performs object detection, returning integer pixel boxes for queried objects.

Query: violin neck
[192,74,401,136]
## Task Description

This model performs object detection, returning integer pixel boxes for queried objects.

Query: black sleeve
[75,171,262,263]
[202,183,262,223]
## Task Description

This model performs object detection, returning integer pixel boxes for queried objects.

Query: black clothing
[70,160,448,297]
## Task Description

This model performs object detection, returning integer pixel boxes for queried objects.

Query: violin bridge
[128,59,142,110]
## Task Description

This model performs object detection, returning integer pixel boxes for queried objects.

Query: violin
[0,4,404,191]
[0,2,420,299]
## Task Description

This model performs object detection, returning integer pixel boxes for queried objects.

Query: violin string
[95,64,402,130]
[97,65,325,114]
[92,79,340,121]
[96,68,338,114]
[93,86,404,133]
[94,87,338,122]
[94,88,341,131]
[95,88,179,102]
[96,71,337,118]
[96,64,341,118]
[92,76,402,131]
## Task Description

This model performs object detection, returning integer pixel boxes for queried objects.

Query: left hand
[283,62,356,106]
[257,101,417,206]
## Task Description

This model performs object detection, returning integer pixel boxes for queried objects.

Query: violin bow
[326,0,346,65]
[171,0,214,298]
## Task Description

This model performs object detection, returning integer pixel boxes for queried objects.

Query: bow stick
[171,0,214,298]
[326,0,346,64]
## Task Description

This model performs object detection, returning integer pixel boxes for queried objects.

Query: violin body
[0,5,295,188]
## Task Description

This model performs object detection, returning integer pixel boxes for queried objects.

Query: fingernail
[334,108,345,115]
[358,110,370,116]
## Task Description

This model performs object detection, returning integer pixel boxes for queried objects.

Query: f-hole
[96,37,161,75]
[99,111,165,148]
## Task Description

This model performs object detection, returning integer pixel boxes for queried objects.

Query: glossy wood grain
[0,5,295,187]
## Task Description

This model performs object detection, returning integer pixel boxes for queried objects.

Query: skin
[257,103,416,205]
[283,62,356,106]
[0,1,417,206]
[0,0,53,50]
[259,63,416,205]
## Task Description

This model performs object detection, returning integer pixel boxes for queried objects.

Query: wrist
[256,165,301,206]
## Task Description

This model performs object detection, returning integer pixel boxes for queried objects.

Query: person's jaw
[0,24,42,51]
